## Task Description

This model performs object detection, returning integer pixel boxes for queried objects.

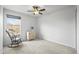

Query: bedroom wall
[37,6,76,48]
[3,8,37,46]
[0,6,3,53]
[77,6,79,53]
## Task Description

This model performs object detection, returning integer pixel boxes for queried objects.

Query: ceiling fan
[27,5,46,15]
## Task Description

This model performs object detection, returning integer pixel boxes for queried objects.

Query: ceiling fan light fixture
[34,11,39,14]
[27,5,45,15]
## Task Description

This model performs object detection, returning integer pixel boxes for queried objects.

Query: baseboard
[44,39,76,50]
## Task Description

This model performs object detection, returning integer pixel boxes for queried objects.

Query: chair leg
[11,42,14,48]
[11,43,13,48]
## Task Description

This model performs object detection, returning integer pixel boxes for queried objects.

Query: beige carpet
[3,40,77,54]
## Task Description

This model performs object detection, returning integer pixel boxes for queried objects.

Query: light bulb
[34,11,39,14]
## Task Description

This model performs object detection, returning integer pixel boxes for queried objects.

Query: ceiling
[3,5,71,17]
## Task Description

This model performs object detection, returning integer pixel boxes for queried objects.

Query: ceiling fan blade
[27,10,33,12]
[39,9,45,11]
[33,6,40,9]
[39,12,43,15]
[33,13,35,15]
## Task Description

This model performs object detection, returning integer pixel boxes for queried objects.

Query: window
[6,17,21,35]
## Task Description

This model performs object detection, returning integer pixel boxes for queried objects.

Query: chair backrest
[6,30,15,42]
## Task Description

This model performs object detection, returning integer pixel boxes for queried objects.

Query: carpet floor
[3,39,77,54]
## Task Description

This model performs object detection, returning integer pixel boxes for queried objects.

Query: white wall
[77,6,79,53]
[37,6,76,48]
[3,8,37,46]
[0,6,3,53]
